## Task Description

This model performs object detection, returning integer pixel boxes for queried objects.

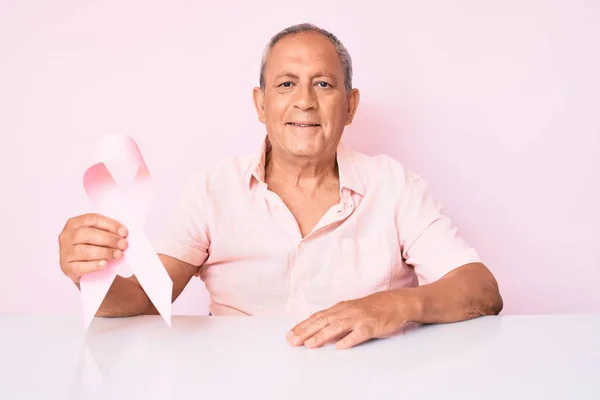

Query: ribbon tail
[126,225,173,326]
[80,266,118,330]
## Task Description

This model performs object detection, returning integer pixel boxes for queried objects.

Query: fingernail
[118,227,127,237]
[113,250,122,259]
[98,260,107,267]
[117,239,127,250]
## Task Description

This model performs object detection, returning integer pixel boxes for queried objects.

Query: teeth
[290,123,318,127]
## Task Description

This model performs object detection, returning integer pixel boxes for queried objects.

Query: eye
[279,81,293,88]
[317,81,331,88]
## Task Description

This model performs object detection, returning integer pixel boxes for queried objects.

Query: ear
[252,87,266,124]
[344,88,360,125]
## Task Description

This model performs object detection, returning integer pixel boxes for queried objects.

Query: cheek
[323,106,346,132]
[323,96,347,118]
[265,97,288,122]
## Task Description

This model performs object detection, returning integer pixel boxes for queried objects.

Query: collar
[246,136,365,196]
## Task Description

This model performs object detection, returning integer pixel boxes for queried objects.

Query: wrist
[391,288,425,322]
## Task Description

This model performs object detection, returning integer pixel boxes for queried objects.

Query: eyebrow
[273,71,340,84]
[274,72,300,81]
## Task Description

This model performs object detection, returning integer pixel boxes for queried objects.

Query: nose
[293,83,317,111]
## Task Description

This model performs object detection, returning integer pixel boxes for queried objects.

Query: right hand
[58,213,129,283]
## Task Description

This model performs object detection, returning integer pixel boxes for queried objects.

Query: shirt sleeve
[153,171,210,268]
[395,171,481,285]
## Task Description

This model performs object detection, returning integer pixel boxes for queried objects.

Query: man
[58,23,503,349]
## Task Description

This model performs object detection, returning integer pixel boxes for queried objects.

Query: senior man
[58,23,503,349]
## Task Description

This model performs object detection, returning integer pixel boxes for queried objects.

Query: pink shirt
[154,138,480,318]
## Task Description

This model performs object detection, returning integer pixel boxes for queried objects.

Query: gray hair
[259,23,353,93]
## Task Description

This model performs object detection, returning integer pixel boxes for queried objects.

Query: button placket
[287,240,308,306]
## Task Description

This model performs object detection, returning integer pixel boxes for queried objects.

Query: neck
[265,147,339,192]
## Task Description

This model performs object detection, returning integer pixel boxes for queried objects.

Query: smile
[287,122,321,127]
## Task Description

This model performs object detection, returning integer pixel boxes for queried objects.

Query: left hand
[286,290,411,349]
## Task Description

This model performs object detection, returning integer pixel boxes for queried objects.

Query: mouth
[286,122,321,127]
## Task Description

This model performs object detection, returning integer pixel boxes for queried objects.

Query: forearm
[75,276,152,318]
[399,262,503,324]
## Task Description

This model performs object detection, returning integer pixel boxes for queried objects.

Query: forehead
[265,31,344,77]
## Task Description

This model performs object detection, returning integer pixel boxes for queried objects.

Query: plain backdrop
[1,0,598,317]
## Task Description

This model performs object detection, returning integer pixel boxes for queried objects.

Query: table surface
[0,313,598,399]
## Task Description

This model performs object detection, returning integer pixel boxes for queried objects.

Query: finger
[73,226,127,250]
[335,324,375,350]
[70,244,123,262]
[69,213,128,237]
[69,260,109,281]
[287,308,343,346]
[304,318,353,348]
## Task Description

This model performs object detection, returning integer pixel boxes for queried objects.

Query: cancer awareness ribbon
[80,134,173,330]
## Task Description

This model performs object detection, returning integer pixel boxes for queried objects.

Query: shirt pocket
[332,237,392,301]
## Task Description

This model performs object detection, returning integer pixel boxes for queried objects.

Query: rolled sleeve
[396,171,481,285]
[153,172,210,268]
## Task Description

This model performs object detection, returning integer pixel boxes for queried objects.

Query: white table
[0,314,598,399]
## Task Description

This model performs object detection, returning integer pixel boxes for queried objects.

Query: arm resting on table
[400,262,503,324]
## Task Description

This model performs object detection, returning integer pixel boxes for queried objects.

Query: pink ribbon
[80,134,173,330]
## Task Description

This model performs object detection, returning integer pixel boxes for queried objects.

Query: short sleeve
[395,171,481,284]
[153,172,210,267]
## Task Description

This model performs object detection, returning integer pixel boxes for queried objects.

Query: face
[253,31,360,160]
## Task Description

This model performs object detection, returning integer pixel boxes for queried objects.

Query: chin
[286,145,319,158]
[284,137,323,157]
